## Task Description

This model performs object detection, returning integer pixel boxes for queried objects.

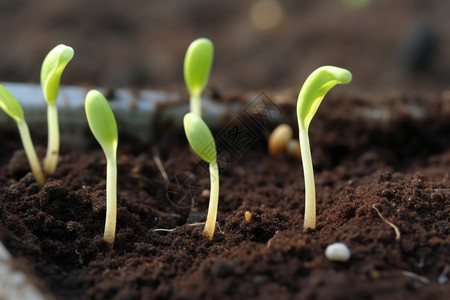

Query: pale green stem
[43,103,59,174]
[17,121,45,186]
[204,160,219,240]
[190,94,201,117]
[103,149,117,245]
[299,126,316,231]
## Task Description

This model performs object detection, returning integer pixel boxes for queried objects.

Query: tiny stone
[325,242,351,262]
[187,211,206,224]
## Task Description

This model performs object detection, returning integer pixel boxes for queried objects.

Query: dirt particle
[427,236,443,248]
[369,270,381,280]
[378,171,392,183]
[213,260,234,278]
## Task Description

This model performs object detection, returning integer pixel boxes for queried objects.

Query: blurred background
[0,0,449,94]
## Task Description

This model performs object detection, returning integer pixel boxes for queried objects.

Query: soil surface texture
[0,92,449,299]
[1,0,450,94]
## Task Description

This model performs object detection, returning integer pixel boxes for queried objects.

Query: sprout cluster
[1,39,353,247]
[0,44,73,185]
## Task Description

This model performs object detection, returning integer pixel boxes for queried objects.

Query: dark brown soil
[1,0,450,94]
[0,92,449,299]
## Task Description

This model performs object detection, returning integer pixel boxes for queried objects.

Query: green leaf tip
[85,90,118,153]
[183,112,216,163]
[184,38,214,98]
[297,66,352,130]
[41,44,74,104]
[0,84,24,123]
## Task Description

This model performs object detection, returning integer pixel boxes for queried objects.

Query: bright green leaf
[41,44,74,104]
[183,112,216,163]
[297,66,352,130]
[85,90,118,153]
[184,38,214,98]
[0,84,24,123]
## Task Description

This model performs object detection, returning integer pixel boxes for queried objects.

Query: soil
[0,92,449,299]
[1,0,450,94]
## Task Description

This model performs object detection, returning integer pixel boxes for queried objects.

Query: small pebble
[268,124,293,156]
[325,242,351,262]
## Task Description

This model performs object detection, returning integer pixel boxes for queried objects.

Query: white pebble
[325,243,351,262]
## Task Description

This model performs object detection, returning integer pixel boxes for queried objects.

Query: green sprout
[297,66,352,231]
[183,112,219,240]
[184,38,214,117]
[85,90,118,245]
[0,84,45,185]
[41,44,74,174]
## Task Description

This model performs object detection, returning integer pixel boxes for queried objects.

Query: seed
[268,124,293,156]
[286,139,301,160]
[244,211,252,222]
[201,189,210,198]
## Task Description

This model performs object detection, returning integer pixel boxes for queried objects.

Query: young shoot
[297,66,352,231]
[183,112,219,240]
[41,44,74,174]
[85,90,118,246]
[184,38,214,117]
[0,84,45,185]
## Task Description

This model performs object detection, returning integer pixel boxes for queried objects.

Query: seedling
[183,112,219,240]
[184,38,214,117]
[0,84,45,185]
[41,44,74,174]
[297,66,352,231]
[85,90,118,245]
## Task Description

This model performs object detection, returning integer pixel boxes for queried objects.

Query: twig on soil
[438,265,449,284]
[402,271,430,284]
[152,222,204,232]
[372,204,401,241]
[152,222,224,234]
[152,147,169,184]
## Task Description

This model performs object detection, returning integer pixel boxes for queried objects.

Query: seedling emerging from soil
[85,90,118,245]
[184,38,214,117]
[0,85,45,185]
[297,66,352,231]
[41,44,74,174]
[183,112,219,240]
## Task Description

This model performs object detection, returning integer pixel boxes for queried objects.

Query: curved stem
[43,103,59,174]
[190,94,201,117]
[204,160,219,240]
[17,121,45,186]
[299,127,316,231]
[103,150,117,246]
